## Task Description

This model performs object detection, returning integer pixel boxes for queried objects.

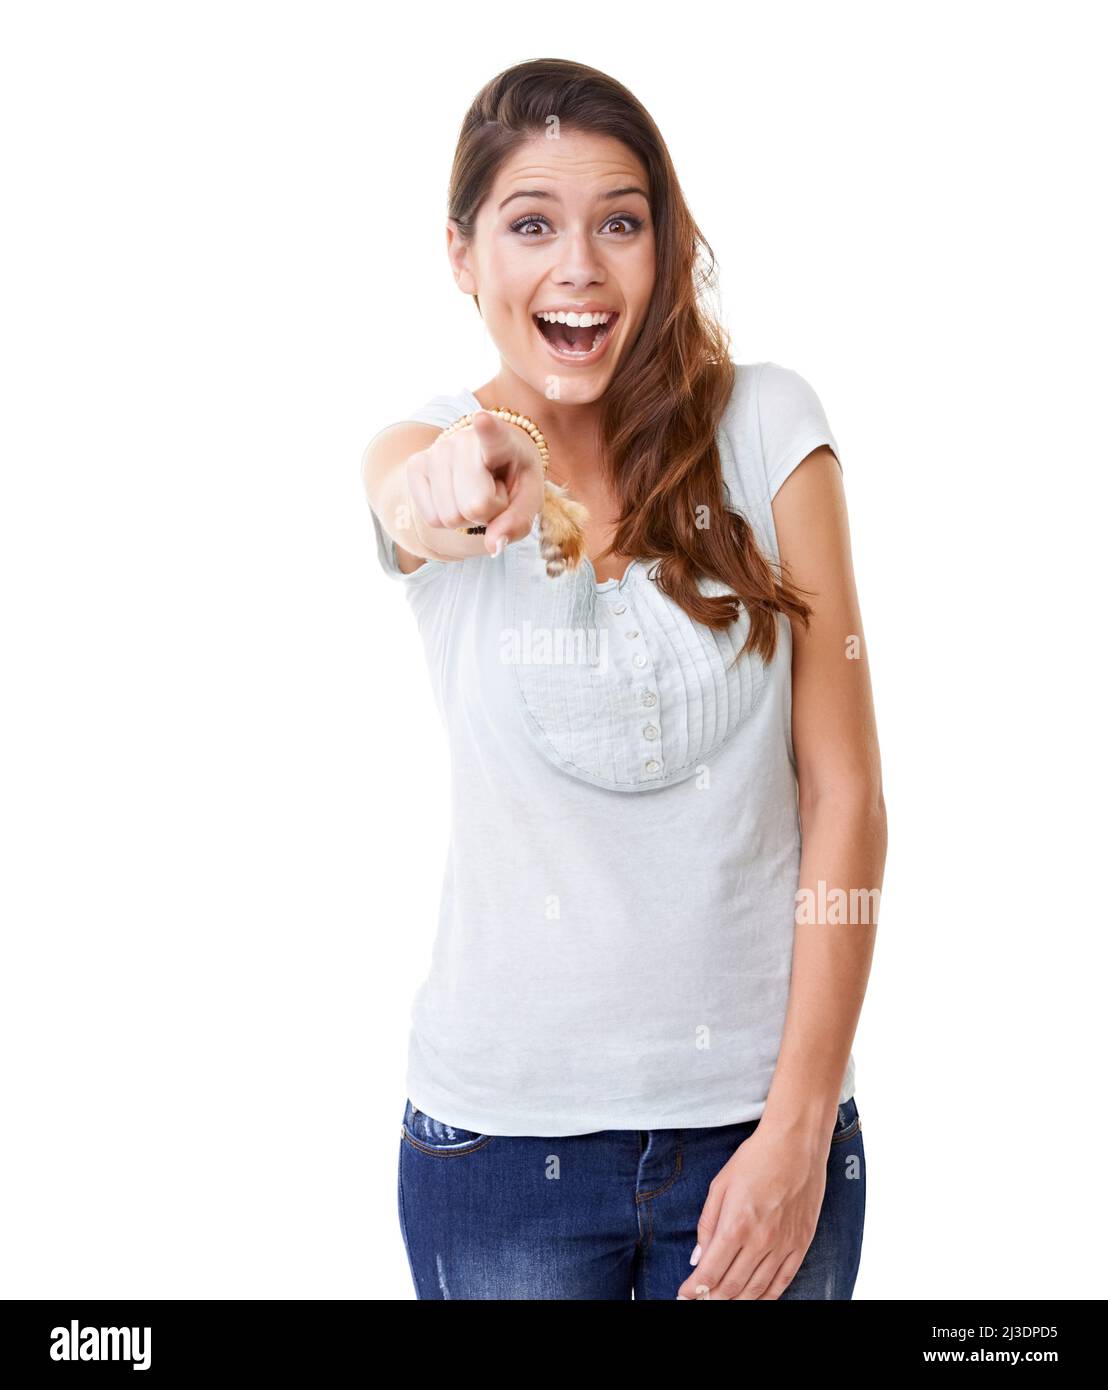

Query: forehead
[490,130,649,201]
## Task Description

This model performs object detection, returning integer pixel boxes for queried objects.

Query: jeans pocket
[401,1099,495,1157]
[828,1097,862,1145]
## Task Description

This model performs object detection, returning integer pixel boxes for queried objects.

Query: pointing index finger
[470,409,531,468]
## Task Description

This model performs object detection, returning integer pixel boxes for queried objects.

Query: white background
[2,0,1104,1300]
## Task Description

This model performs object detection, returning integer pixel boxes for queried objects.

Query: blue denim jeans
[397,1095,865,1299]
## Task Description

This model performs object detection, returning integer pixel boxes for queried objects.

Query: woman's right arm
[360,422,478,574]
[361,413,547,573]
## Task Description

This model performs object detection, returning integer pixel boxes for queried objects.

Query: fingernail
[494,536,506,557]
[676,1294,689,1300]
[689,1244,701,1266]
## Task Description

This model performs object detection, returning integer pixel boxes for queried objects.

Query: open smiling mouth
[533,311,619,361]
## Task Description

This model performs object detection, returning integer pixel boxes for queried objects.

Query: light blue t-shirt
[371,360,855,1136]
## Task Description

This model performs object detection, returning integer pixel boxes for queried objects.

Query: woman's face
[449,130,656,404]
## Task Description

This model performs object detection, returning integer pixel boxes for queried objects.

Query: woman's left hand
[675,1123,828,1299]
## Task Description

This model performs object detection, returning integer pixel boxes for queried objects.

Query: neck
[474,366,606,490]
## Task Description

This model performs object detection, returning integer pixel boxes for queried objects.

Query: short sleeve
[370,502,447,587]
[366,392,474,589]
[755,361,842,499]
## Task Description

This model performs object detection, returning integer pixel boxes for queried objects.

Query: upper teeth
[536,310,614,328]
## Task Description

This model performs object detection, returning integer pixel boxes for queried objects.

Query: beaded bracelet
[438,408,550,534]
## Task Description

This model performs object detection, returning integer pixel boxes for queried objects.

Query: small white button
[644,759,660,774]
[643,724,659,740]
[613,603,627,615]
[626,629,640,640]
[642,691,657,707]
[633,654,647,668]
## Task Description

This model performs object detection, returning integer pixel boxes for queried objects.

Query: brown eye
[510,216,550,236]
[603,215,644,236]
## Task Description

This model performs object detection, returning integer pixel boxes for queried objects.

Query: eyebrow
[497,185,650,211]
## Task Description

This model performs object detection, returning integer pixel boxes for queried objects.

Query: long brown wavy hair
[447,58,813,662]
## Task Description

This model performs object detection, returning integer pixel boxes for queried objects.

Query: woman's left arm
[676,445,887,1300]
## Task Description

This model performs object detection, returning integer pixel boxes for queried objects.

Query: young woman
[362,58,886,1301]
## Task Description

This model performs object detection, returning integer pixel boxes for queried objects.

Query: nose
[551,225,607,288]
